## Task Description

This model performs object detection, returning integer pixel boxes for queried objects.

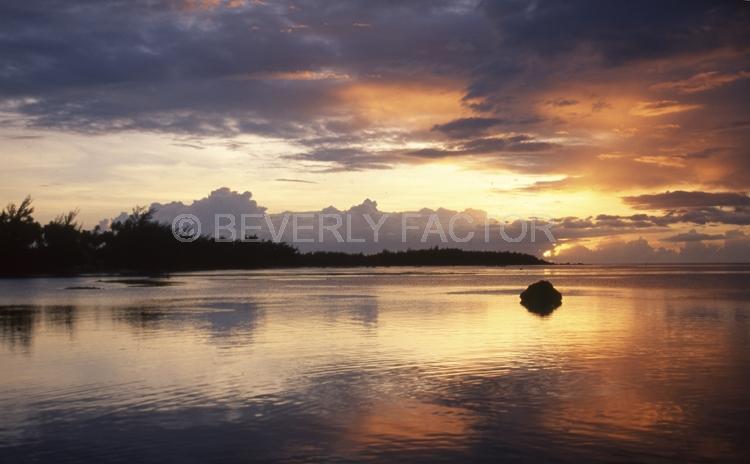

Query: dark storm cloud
[623,191,750,210]
[480,0,749,65]
[465,0,749,104]
[0,0,488,135]
[0,3,326,95]
[0,0,352,137]
[4,0,743,129]
[1,0,748,182]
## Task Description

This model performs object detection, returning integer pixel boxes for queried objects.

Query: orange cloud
[633,155,686,168]
[630,100,701,117]
[336,79,470,128]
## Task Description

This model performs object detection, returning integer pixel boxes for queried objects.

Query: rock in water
[520,280,562,316]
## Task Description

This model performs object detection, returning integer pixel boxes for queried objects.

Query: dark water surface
[1,265,749,463]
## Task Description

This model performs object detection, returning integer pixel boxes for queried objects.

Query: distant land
[1,197,548,276]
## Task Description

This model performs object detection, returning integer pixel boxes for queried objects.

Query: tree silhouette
[42,210,85,271]
[0,196,43,273]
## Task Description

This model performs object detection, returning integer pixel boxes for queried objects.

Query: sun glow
[336,80,471,128]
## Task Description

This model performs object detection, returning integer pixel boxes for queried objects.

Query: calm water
[1,265,749,463]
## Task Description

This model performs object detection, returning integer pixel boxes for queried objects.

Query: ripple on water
[1,266,749,462]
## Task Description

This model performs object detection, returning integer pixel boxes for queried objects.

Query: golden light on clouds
[336,80,471,128]
[633,155,686,168]
[630,100,702,117]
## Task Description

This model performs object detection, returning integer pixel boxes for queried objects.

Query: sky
[1,0,749,262]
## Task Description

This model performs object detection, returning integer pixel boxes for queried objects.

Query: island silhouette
[1,197,548,276]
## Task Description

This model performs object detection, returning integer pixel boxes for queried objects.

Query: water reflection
[318,294,379,328]
[520,299,561,317]
[344,399,471,460]
[114,305,166,330]
[0,306,36,350]
[113,300,263,349]
[43,306,76,334]
[0,266,749,462]
[0,305,80,351]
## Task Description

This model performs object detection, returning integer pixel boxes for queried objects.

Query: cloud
[275,178,317,184]
[663,229,725,242]
[285,147,395,172]
[651,71,750,94]
[632,155,685,168]
[554,234,750,264]
[480,0,749,65]
[664,207,750,226]
[150,187,267,237]
[238,70,351,81]
[622,191,750,209]
[546,98,578,107]
[536,206,750,243]
[286,133,559,172]
[630,100,701,117]
[591,208,750,228]
[98,187,750,262]
[431,117,505,139]
[410,135,556,158]
[126,187,553,255]
[1,0,749,192]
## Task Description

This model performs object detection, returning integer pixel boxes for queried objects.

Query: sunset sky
[1,0,749,261]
